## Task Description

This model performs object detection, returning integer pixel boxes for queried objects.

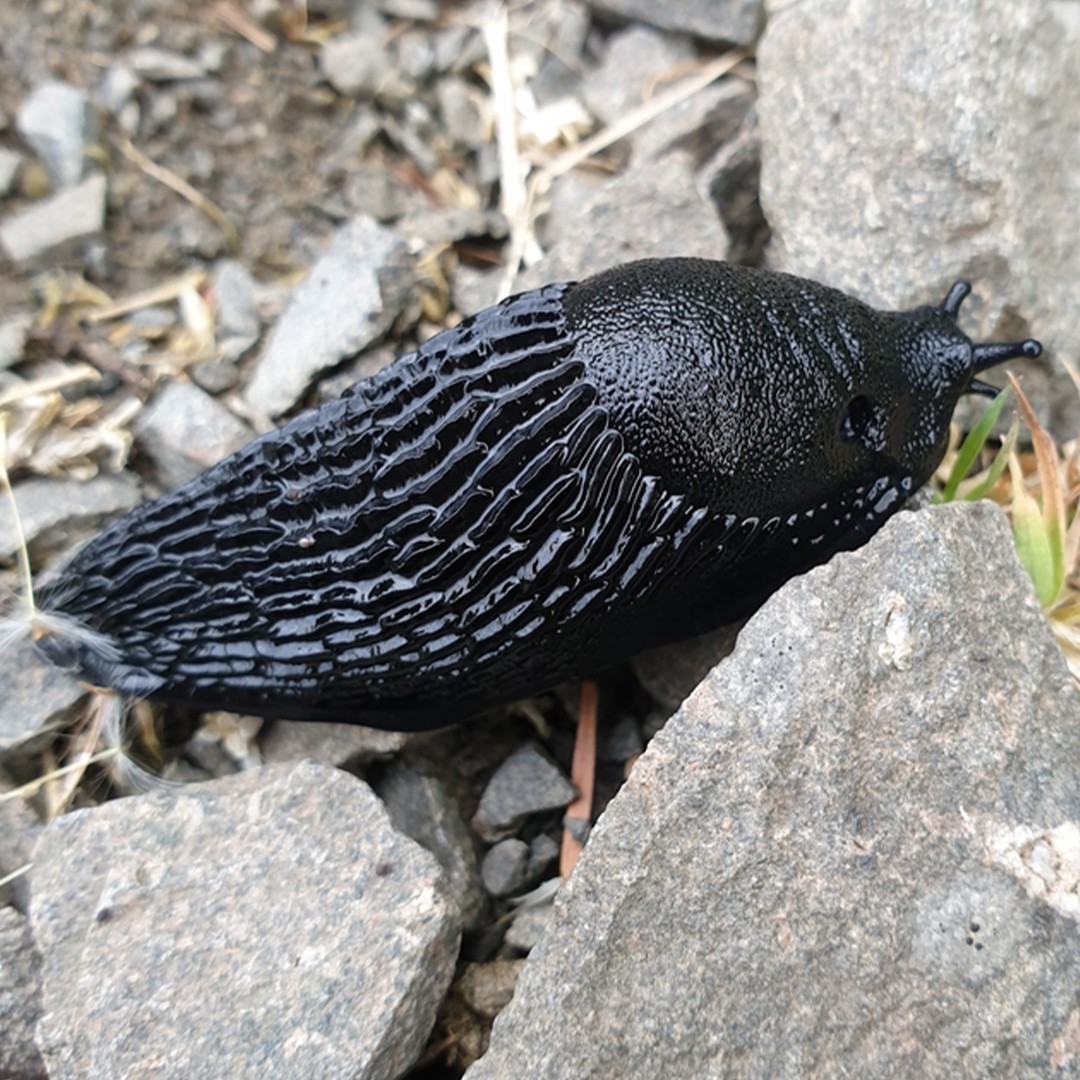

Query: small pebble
[481,839,531,898]
[16,80,94,190]
[504,903,553,954]
[472,743,576,843]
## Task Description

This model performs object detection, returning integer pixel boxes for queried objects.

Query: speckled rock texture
[757,0,1080,433]
[30,761,461,1080]
[465,502,1080,1079]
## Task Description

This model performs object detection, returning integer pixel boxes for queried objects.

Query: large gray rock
[465,502,1080,1079]
[31,761,461,1080]
[244,216,413,418]
[757,0,1080,431]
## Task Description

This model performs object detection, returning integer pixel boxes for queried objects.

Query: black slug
[33,259,1040,730]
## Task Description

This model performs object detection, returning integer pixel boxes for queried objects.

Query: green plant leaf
[935,387,1012,504]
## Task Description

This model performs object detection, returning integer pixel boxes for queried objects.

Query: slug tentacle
[31,258,1042,731]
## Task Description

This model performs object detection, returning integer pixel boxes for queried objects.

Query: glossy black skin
[35,259,1039,729]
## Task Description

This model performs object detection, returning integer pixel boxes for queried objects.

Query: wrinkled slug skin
[35,259,1040,729]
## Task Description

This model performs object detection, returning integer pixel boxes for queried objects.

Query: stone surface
[134,380,253,489]
[31,761,460,1080]
[126,46,207,81]
[319,32,394,99]
[523,155,728,287]
[465,503,1080,1079]
[244,216,413,418]
[15,81,94,190]
[502,902,552,955]
[211,258,262,360]
[260,719,407,767]
[757,0,1080,433]
[631,622,743,715]
[0,637,86,760]
[582,26,695,128]
[0,172,107,264]
[0,780,41,912]
[0,907,46,1080]
[481,839,530,898]
[0,473,140,563]
[584,0,763,46]
[471,743,576,844]
[376,760,486,929]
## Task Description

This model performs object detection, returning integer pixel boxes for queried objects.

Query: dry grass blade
[120,138,239,252]
[481,3,526,224]
[0,363,100,410]
[0,747,120,805]
[1008,373,1066,600]
[0,863,32,890]
[84,270,208,324]
[211,0,277,52]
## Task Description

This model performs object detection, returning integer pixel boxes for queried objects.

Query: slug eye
[840,395,884,450]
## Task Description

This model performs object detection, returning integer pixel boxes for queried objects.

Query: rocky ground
[1,0,1079,1078]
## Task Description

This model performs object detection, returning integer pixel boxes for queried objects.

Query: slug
[32,259,1040,730]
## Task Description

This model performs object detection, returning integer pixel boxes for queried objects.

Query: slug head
[861,280,1042,490]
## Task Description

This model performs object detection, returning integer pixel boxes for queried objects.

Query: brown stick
[560,679,598,878]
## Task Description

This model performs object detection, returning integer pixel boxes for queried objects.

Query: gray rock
[524,155,728,287]
[31,761,460,1080]
[212,258,262,360]
[0,907,46,1080]
[0,312,31,369]
[502,902,553,955]
[526,833,560,880]
[319,32,395,99]
[0,146,22,197]
[96,63,139,118]
[580,25,753,172]
[0,777,41,912]
[0,172,107,264]
[126,46,207,81]
[465,502,1080,1079]
[456,959,523,1020]
[597,713,643,764]
[375,761,486,929]
[472,744,576,843]
[0,473,140,563]
[757,0,1080,433]
[261,720,407,768]
[15,81,94,190]
[0,635,86,772]
[134,380,253,490]
[631,621,743,715]
[584,0,763,47]
[582,26,695,128]
[244,217,412,418]
[481,839,531,898]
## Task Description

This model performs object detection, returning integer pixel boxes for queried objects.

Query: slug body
[35,260,1041,729]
